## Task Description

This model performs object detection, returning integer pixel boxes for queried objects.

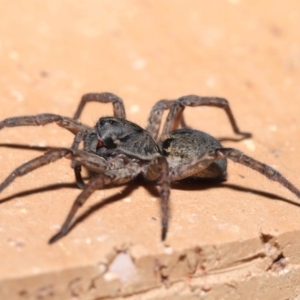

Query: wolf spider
[0,93,299,244]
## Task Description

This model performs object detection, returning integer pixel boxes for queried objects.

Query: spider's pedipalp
[66,149,108,173]
[70,130,90,189]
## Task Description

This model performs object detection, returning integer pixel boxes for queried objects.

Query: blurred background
[1,0,299,149]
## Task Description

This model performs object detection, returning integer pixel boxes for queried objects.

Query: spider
[0,93,299,244]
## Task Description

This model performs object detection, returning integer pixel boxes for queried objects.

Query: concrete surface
[0,0,300,299]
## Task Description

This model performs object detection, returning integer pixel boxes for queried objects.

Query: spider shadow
[72,177,300,233]
[0,173,140,233]
[1,172,300,242]
[170,177,300,208]
[63,183,141,238]
[0,176,140,242]
[0,143,57,152]
[218,136,250,143]
[0,178,138,205]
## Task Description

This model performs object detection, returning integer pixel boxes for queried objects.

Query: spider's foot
[161,226,168,241]
[48,231,67,244]
[240,131,252,139]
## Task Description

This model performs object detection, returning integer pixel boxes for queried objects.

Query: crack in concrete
[260,232,288,273]
[153,258,169,286]
[62,234,294,299]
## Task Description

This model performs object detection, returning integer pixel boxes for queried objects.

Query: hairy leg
[49,161,141,243]
[213,148,300,199]
[145,100,176,141]
[0,148,71,193]
[160,95,251,141]
[0,148,108,194]
[0,114,90,135]
[73,92,126,120]
[170,147,300,199]
[146,155,170,241]
[169,151,225,181]
[70,130,89,189]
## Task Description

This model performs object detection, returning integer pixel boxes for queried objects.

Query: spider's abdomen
[162,128,227,180]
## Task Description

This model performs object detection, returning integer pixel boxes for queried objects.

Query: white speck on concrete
[227,0,242,4]
[9,50,20,60]
[10,89,24,102]
[164,245,173,255]
[268,125,278,132]
[18,208,28,214]
[129,105,140,114]
[205,76,217,87]
[133,58,147,70]
[243,139,256,151]
[104,272,119,282]
[108,253,139,283]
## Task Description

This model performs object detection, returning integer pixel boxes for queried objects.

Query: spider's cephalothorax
[85,117,161,160]
[0,93,299,243]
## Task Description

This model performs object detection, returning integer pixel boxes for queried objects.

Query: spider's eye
[99,120,105,126]
[109,120,115,125]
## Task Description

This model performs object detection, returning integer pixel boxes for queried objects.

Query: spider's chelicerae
[0,93,299,244]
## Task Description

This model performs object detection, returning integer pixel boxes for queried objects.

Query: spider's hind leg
[212,148,300,199]
[170,145,300,199]
[168,151,227,182]
[163,129,228,182]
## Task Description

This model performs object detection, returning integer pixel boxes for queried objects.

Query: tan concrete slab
[0,0,300,299]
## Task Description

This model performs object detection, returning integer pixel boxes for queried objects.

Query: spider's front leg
[0,113,89,135]
[73,92,126,120]
[0,147,108,195]
[0,92,126,137]
[49,159,141,244]
[0,148,72,193]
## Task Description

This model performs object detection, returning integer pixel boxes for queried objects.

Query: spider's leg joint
[215,149,225,159]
